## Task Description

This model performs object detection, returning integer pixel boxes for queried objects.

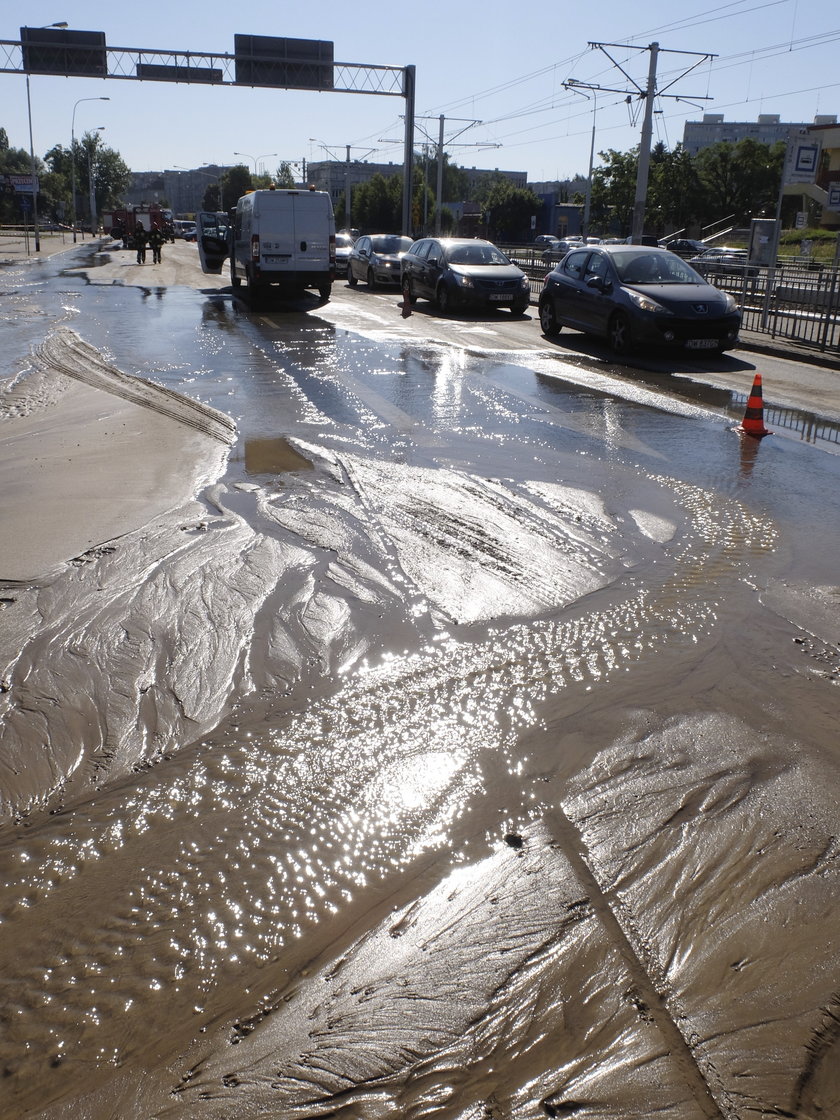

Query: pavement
[3,230,840,376]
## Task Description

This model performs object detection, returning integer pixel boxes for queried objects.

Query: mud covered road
[1,241,840,1119]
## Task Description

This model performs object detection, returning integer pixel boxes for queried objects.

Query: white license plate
[489,293,513,301]
[686,338,718,350]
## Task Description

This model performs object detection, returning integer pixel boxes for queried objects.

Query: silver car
[348,234,414,288]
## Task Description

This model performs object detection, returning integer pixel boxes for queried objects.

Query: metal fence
[508,245,840,357]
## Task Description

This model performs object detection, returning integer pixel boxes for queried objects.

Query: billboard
[20,27,107,77]
[234,35,333,90]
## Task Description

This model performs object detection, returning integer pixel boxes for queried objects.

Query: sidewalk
[0,230,105,263]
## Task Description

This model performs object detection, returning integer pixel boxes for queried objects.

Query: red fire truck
[103,205,174,249]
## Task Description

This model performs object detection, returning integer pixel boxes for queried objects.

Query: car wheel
[437,284,451,314]
[608,311,633,355]
[348,269,358,287]
[367,268,377,290]
[539,298,560,337]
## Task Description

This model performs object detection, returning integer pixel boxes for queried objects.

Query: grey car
[401,237,531,315]
[348,234,413,288]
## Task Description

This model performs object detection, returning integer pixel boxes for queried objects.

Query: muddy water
[1,258,840,1118]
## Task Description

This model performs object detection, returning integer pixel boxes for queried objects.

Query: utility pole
[575,41,716,242]
[414,114,500,236]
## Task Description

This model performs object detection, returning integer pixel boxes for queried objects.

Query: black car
[348,234,413,288]
[538,245,741,355]
[401,237,531,315]
[666,238,707,256]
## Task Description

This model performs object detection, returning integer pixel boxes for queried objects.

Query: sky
[1,0,838,185]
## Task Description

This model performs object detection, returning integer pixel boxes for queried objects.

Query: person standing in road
[134,223,148,264]
[149,224,164,265]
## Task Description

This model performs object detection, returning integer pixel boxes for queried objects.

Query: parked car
[666,238,706,256]
[173,220,197,241]
[401,237,531,315]
[541,238,578,264]
[538,244,741,355]
[534,234,562,250]
[348,234,414,288]
[688,246,759,277]
[335,232,354,277]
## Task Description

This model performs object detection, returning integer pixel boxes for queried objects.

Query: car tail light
[251,234,260,261]
[329,232,335,264]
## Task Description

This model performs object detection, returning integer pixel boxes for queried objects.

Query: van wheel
[367,268,377,290]
[318,283,331,301]
[231,262,241,289]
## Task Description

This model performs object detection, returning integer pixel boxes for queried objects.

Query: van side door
[196,211,230,275]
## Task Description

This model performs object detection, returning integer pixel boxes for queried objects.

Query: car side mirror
[428,256,439,267]
[586,275,610,292]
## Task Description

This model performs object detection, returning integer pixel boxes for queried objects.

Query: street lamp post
[72,97,110,242]
[565,80,600,238]
[233,152,277,177]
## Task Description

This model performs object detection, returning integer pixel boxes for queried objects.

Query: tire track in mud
[30,328,237,444]
[0,457,779,1114]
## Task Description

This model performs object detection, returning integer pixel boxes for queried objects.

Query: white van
[197,187,335,301]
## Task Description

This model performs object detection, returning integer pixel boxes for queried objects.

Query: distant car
[534,234,561,250]
[335,232,354,277]
[401,236,531,315]
[173,220,197,241]
[541,238,578,264]
[538,244,741,355]
[666,238,706,256]
[689,246,758,277]
[348,234,414,288]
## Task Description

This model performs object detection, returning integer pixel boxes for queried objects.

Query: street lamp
[233,152,277,176]
[87,127,105,235]
[565,80,600,238]
[25,21,69,253]
[72,96,110,242]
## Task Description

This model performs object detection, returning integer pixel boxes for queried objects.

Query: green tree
[0,138,40,224]
[274,161,296,188]
[473,176,542,240]
[647,142,703,234]
[220,164,252,210]
[590,146,638,236]
[694,138,784,225]
[352,172,403,231]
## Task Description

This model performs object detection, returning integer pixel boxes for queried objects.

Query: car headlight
[722,292,739,313]
[519,276,530,290]
[626,288,669,314]
[452,273,474,288]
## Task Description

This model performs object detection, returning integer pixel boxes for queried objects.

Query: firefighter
[148,223,164,265]
[134,223,148,264]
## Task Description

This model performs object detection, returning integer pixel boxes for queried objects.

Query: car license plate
[489,293,512,301]
[686,338,718,349]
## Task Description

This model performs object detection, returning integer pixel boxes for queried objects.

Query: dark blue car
[538,244,741,355]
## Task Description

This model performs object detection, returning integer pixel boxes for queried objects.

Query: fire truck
[103,205,174,249]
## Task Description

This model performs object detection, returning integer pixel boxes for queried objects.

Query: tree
[694,138,784,225]
[590,147,638,236]
[0,138,40,225]
[473,175,542,240]
[647,142,703,234]
[274,161,296,188]
[352,172,403,231]
[220,164,252,211]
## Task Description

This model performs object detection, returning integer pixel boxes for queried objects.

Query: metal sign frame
[1,33,416,234]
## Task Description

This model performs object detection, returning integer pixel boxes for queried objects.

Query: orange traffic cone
[738,373,771,438]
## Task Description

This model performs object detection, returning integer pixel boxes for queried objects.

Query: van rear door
[290,191,333,272]
[196,211,230,275]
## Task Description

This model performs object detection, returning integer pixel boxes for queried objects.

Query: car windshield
[613,251,703,285]
[336,234,353,247]
[370,236,412,254]
[446,244,510,266]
